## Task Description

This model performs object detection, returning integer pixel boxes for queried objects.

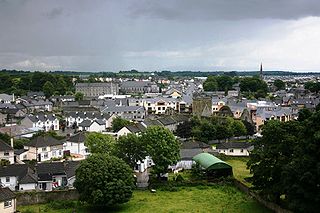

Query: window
[4,200,12,208]
[42,147,47,152]
[240,149,244,153]
[44,153,48,158]
[6,177,10,182]
[229,149,234,153]
[4,151,9,156]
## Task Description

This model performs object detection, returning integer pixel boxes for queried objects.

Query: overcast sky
[1,0,320,72]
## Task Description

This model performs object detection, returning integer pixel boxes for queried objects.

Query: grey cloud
[130,0,320,21]
[45,7,63,19]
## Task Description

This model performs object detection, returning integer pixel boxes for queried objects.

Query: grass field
[18,185,270,213]
[225,158,252,186]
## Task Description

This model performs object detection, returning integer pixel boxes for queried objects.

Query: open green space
[225,157,252,186]
[18,185,270,213]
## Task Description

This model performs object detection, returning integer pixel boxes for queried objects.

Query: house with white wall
[215,142,253,156]
[0,164,38,191]
[20,113,59,131]
[63,132,89,158]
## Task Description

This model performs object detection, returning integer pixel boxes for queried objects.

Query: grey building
[120,81,159,94]
[75,82,119,97]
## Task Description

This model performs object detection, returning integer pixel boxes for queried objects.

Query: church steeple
[259,63,263,80]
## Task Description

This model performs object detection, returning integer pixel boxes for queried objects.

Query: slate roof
[0,139,13,151]
[0,188,16,201]
[64,161,81,178]
[0,164,37,184]
[25,136,64,148]
[68,132,86,143]
[181,140,210,149]
[14,149,28,155]
[125,123,146,133]
[180,148,203,160]
[79,120,92,127]
[158,117,176,126]
[216,142,253,149]
[36,162,66,181]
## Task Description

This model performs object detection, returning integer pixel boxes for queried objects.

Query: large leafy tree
[74,154,134,206]
[85,132,115,154]
[112,117,131,132]
[175,120,193,138]
[231,119,247,137]
[141,126,180,176]
[113,133,147,168]
[248,117,320,212]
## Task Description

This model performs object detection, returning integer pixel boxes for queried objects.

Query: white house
[78,120,106,132]
[0,164,38,191]
[63,132,89,158]
[117,123,146,138]
[0,139,14,164]
[0,94,14,104]
[20,113,59,131]
[215,142,253,156]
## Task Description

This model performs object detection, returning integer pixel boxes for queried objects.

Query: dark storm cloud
[130,0,320,21]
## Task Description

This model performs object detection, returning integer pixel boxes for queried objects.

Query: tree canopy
[141,126,180,176]
[84,132,115,154]
[74,154,134,206]
[112,117,131,132]
[203,75,236,92]
[248,114,320,212]
[240,77,268,99]
[114,133,148,168]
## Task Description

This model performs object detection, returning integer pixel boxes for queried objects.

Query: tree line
[175,116,254,143]
[0,71,75,97]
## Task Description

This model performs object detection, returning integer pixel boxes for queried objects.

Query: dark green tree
[114,133,147,168]
[112,117,131,132]
[85,132,115,154]
[74,154,134,206]
[175,120,193,138]
[231,120,247,137]
[141,126,180,176]
[298,108,312,122]
[274,79,286,90]
[75,92,84,101]
[43,81,55,98]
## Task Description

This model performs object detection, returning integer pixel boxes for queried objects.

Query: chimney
[10,138,14,148]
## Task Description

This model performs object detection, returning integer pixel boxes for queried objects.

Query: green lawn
[18,185,270,213]
[225,158,252,186]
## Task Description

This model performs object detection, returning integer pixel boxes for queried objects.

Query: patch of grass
[18,185,270,213]
[225,158,252,186]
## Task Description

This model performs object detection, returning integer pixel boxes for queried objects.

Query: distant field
[18,185,270,213]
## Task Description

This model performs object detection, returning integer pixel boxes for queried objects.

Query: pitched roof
[68,132,86,143]
[36,162,66,181]
[0,139,13,151]
[79,119,92,127]
[0,164,37,184]
[158,117,176,126]
[64,161,81,178]
[25,135,64,148]
[181,140,210,149]
[0,188,16,201]
[125,123,146,134]
[180,148,202,160]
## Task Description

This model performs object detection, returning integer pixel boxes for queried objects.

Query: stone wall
[16,189,79,206]
[233,180,292,213]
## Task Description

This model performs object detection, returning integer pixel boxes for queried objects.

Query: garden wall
[233,180,292,213]
[16,189,79,206]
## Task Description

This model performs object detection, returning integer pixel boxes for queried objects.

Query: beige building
[0,188,16,213]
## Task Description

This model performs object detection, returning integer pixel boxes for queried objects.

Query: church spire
[259,63,263,80]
